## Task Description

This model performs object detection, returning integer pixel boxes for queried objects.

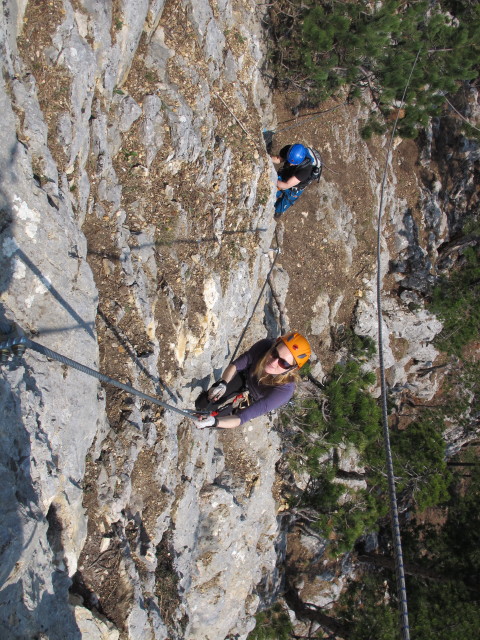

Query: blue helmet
[286,144,307,165]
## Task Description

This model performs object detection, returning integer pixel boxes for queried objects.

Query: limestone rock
[73,598,120,640]
[1,0,281,637]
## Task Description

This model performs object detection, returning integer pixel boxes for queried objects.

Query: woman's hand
[193,415,218,429]
[208,380,227,402]
[193,415,241,430]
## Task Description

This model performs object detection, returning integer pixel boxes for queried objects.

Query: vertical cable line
[230,229,281,361]
[376,49,421,640]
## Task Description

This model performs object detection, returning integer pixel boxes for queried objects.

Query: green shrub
[337,575,400,640]
[282,336,454,552]
[282,354,384,553]
[430,247,480,355]
[361,116,387,140]
[283,358,381,477]
[366,418,452,509]
[247,603,293,640]
[325,361,380,449]
[299,359,312,378]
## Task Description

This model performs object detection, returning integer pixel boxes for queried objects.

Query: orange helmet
[278,331,311,368]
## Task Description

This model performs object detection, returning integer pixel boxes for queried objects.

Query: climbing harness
[0,332,208,419]
[194,369,250,420]
[213,389,250,414]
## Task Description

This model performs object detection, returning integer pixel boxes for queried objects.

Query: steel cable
[0,335,205,418]
[375,49,422,640]
[273,102,348,134]
[0,239,285,418]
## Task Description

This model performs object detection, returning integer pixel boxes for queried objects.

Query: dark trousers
[195,372,247,416]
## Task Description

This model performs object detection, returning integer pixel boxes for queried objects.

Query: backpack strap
[305,147,323,183]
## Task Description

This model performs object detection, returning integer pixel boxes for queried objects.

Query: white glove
[193,415,218,429]
[208,380,227,402]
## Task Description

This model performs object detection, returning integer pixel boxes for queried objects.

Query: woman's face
[264,341,296,375]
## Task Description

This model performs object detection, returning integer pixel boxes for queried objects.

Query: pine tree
[268,0,480,136]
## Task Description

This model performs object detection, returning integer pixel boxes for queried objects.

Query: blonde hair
[252,346,301,387]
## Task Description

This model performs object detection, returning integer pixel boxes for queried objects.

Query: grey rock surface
[0,17,102,636]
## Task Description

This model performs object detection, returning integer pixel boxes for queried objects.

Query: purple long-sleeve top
[231,339,295,425]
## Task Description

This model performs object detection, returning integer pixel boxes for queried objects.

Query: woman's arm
[221,362,237,384]
[193,413,241,430]
[236,383,295,425]
[213,363,241,427]
[216,415,241,429]
[215,384,293,429]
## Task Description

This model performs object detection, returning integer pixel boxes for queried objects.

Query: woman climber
[192,332,311,429]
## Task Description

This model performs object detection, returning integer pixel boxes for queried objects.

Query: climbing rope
[230,229,281,361]
[0,334,207,418]
[375,49,422,640]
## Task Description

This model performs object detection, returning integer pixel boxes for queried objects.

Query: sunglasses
[271,346,294,370]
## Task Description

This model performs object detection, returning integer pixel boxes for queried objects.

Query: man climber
[271,143,321,219]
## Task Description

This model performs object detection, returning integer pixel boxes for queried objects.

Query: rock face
[0,16,101,636]
[0,0,281,638]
